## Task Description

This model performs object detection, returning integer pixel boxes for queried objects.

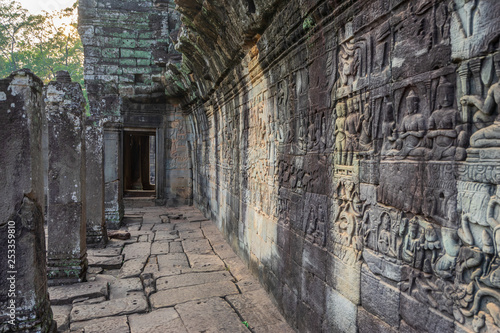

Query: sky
[17,0,76,14]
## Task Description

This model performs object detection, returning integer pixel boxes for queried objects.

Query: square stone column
[104,125,124,229]
[85,119,107,245]
[0,69,56,332]
[45,71,87,285]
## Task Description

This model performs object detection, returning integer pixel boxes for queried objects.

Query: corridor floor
[48,205,293,332]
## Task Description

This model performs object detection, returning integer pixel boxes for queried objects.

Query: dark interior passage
[123,129,156,197]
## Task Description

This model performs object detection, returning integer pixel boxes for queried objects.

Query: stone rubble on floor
[49,205,294,333]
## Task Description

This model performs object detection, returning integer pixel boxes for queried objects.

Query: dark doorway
[123,129,156,197]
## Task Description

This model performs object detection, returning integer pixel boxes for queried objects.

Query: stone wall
[79,0,192,224]
[175,0,500,332]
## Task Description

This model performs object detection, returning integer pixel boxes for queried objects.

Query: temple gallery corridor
[49,205,292,332]
[4,0,500,332]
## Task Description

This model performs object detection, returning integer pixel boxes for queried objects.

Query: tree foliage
[0,0,83,86]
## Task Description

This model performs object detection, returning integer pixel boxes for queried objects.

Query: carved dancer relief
[331,179,366,262]
[344,98,362,165]
[358,101,373,152]
[334,100,347,164]
[461,54,500,152]
[394,89,429,159]
[380,101,397,156]
[303,193,328,247]
[427,76,467,160]
[338,40,360,88]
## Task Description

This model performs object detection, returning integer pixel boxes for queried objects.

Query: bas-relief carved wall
[185,0,500,331]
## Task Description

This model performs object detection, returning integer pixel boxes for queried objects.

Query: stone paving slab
[175,297,249,333]
[51,205,293,333]
[236,276,262,293]
[154,230,179,241]
[186,253,226,272]
[119,258,147,278]
[151,240,169,255]
[88,247,122,257]
[150,281,239,309]
[51,305,71,331]
[169,241,183,253]
[227,289,290,330]
[156,271,233,291]
[70,315,129,332]
[128,308,188,333]
[122,242,151,261]
[174,222,202,231]
[109,277,143,299]
[152,223,174,231]
[182,238,213,254]
[48,281,108,305]
[70,295,148,322]
[157,253,190,270]
[178,229,205,240]
[211,242,238,260]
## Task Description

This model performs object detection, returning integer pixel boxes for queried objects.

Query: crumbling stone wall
[172,0,500,332]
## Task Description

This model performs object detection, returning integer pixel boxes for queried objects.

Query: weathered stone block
[360,265,400,328]
[399,293,454,333]
[326,253,361,305]
[0,69,56,332]
[323,287,358,333]
[357,307,398,333]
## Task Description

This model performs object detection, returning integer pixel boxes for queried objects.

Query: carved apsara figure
[358,102,373,152]
[334,101,347,164]
[396,90,428,159]
[401,217,424,268]
[344,98,362,165]
[461,55,500,149]
[427,76,467,160]
[378,212,391,255]
[338,41,359,86]
[381,102,398,156]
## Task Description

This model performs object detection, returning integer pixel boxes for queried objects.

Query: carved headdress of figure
[437,76,454,109]
[407,89,418,102]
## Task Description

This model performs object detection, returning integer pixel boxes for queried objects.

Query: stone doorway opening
[123,128,156,197]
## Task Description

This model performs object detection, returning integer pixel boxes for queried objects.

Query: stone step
[48,281,108,305]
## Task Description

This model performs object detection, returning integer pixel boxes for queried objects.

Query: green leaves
[0,0,83,87]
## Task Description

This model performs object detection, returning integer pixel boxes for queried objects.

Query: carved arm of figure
[357,113,364,133]
[487,195,500,229]
[399,130,426,139]
[461,83,500,119]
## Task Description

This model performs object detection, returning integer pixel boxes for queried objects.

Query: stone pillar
[85,119,107,245]
[0,69,56,332]
[45,71,87,285]
[104,125,124,229]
